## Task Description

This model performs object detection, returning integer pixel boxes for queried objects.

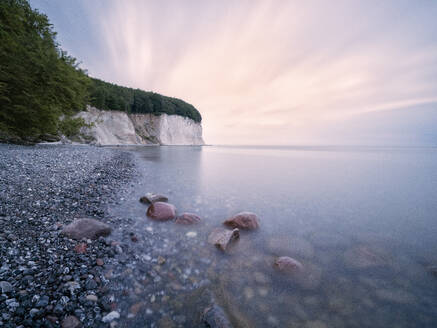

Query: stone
[129,302,144,316]
[174,213,202,225]
[61,315,81,328]
[273,257,303,274]
[86,295,98,302]
[146,202,176,221]
[223,212,259,230]
[96,258,104,266]
[102,311,120,323]
[267,236,315,259]
[0,281,12,294]
[202,304,232,328]
[157,256,166,265]
[343,246,388,269]
[186,231,197,238]
[62,218,111,240]
[74,243,87,254]
[207,228,240,251]
[140,193,168,204]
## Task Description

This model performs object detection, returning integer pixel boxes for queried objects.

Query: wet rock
[175,213,202,225]
[202,304,232,328]
[140,193,168,204]
[96,258,104,266]
[267,236,315,259]
[343,246,388,269]
[186,231,198,238]
[0,281,13,294]
[102,311,120,323]
[62,218,111,240]
[146,202,176,221]
[223,212,259,230]
[61,315,81,328]
[273,256,303,274]
[375,289,416,304]
[208,228,240,251]
[295,263,323,290]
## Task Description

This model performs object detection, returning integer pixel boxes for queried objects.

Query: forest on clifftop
[0,0,201,142]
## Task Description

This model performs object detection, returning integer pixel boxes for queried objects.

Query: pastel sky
[30,0,437,145]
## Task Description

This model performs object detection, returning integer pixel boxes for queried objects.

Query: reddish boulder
[146,202,176,221]
[140,193,168,204]
[273,256,304,274]
[223,212,259,230]
[175,213,202,225]
[208,228,240,251]
[62,218,111,240]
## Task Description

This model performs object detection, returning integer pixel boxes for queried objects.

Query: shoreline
[0,144,137,327]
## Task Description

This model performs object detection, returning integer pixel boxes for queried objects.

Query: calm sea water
[112,145,437,327]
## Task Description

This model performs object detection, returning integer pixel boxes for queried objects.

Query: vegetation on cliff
[89,78,201,123]
[0,0,201,142]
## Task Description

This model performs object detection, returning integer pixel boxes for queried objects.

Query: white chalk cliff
[75,107,204,145]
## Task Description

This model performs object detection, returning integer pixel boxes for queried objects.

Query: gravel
[0,144,135,327]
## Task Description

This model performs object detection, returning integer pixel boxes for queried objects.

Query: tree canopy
[89,78,201,123]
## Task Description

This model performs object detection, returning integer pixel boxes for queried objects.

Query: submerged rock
[202,304,233,328]
[146,202,176,221]
[208,228,240,251]
[61,218,111,240]
[343,246,388,269]
[223,212,260,230]
[139,193,169,204]
[267,236,315,259]
[375,289,416,304]
[175,213,202,225]
[273,256,304,274]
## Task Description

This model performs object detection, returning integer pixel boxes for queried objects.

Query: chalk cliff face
[76,107,204,146]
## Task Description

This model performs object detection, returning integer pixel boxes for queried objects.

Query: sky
[30,0,437,145]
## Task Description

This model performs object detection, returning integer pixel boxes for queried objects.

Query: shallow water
[110,145,437,327]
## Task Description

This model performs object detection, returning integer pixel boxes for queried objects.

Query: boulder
[208,228,240,251]
[273,256,303,274]
[146,202,176,221]
[61,219,111,240]
[140,193,168,204]
[223,212,259,230]
[175,213,202,225]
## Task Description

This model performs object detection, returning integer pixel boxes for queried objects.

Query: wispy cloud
[76,1,437,144]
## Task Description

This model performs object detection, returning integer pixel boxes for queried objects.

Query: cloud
[83,0,437,144]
